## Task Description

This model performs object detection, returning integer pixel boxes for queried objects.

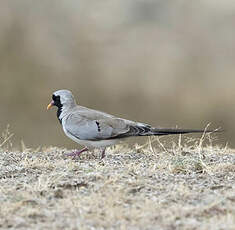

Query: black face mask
[52,94,63,123]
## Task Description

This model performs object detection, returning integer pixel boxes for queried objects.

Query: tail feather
[110,125,219,139]
[150,128,212,136]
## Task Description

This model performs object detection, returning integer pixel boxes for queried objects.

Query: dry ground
[0,134,235,230]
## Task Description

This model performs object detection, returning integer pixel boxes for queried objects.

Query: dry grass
[0,133,235,230]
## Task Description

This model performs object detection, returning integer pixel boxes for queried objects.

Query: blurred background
[0,0,234,149]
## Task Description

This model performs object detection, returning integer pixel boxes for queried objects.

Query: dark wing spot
[96,121,101,132]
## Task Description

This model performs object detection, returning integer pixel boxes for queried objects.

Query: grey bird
[47,89,214,158]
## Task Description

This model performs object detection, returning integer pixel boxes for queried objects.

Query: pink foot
[66,148,88,158]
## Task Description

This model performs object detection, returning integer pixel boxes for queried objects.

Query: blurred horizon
[0,0,234,148]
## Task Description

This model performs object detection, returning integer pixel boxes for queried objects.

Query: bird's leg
[66,147,89,157]
[101,148,106,159]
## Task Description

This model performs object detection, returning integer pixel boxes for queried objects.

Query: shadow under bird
[47,89,215,158]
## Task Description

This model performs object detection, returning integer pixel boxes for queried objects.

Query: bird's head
[47,89,76,111]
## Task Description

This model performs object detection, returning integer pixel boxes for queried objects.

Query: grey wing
[64,113,131,141]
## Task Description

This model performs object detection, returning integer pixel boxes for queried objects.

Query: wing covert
[64,113,130,141]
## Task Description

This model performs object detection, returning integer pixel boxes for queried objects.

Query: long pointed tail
[112,125,219,139]
[149,128,212,136]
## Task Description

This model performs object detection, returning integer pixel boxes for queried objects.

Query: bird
[47,89,215,158]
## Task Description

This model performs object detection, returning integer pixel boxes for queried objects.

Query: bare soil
[0,137,235,230]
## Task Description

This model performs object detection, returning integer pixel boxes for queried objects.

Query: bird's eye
[52,95,61,103]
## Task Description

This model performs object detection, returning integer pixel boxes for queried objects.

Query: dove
[47,90,214,158]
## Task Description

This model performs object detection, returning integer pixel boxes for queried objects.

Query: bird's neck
[57,104,76,124]
[57,106,63,124]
